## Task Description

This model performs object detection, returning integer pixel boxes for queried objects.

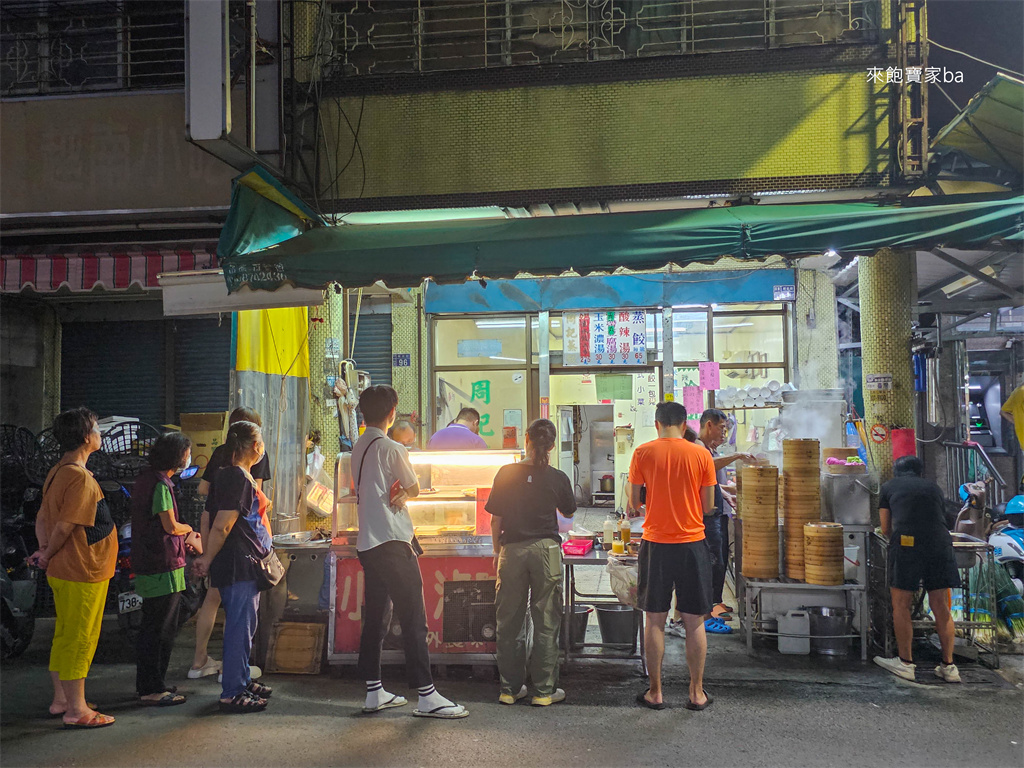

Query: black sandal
[219,691,268,714]
[247,681,273,698]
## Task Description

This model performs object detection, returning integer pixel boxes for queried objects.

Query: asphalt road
[2,614,1022,768]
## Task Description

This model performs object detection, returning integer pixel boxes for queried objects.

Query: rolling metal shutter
[173,318,231,417]
[61,320,165,425]
[351,313,392,386]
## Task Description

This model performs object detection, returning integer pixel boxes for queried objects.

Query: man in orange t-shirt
[629,401,716,712]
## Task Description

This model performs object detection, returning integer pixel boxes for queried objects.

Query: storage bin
[777,609,810,654]
[807,606,854,656]
[595,604,638,648]
[570,605,592,649]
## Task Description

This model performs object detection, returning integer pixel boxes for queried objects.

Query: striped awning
[1,250,217,293]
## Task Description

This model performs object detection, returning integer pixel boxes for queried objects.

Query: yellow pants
[48,576,107,681]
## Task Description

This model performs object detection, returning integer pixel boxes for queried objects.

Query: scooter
[0,491,41,659]
[989,495,1024,595]
[956,482,1024,595]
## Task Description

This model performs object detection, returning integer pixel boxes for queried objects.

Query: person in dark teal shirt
[131,433,194,706]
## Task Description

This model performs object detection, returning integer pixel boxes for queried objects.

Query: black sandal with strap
[219,691,268,714]
[247,681,273,698]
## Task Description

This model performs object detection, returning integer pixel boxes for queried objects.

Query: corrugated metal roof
[932,73,1024,174]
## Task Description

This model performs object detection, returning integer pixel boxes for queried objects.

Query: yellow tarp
[235,307,310,377]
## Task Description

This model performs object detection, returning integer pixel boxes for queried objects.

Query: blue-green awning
[221,195,1023,292]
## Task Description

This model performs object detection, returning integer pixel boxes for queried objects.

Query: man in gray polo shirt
[352,385,468,719]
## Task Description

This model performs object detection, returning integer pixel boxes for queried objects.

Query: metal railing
[0,0,185,97]
[313,0,881,78]
[944,440,1011,508]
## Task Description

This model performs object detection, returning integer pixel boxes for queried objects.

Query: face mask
[178,456,192,474]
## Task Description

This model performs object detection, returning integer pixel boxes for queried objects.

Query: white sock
[417,684,455,711]
[365,680,398,709]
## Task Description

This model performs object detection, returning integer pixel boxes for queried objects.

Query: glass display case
[333,450,520,541]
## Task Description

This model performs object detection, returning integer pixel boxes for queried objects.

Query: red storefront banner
[334,555,497,654]
[0,249,216,293]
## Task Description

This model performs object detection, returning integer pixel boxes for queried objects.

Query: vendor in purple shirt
[426,408,488,450]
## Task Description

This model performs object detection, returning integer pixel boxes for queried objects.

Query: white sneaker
[188,657,222,679]
[666,619,686,639]
[873,656,916,681]
[218,665,262,683]
[934,663,962,683]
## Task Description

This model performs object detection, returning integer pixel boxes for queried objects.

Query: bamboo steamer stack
[803,522,845,586]
[782,439,822,580]
[739,465,780,579]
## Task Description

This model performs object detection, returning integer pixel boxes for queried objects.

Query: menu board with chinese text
[563,310,647,367]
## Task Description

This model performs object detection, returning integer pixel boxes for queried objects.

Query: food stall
[735,438,872,659]
[326,449,519,665]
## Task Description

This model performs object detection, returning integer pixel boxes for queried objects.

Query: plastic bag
[606,556,639,608]
[306,446,325,479]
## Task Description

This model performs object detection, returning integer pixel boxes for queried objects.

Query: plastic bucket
[570,605,592,649]
[806,606,854,656]
[595,604,638,648]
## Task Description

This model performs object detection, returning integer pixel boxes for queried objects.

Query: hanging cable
[926,38,1024,79]
[932,81,962,112]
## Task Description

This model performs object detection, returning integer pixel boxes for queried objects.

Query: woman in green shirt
[130,433,194,706]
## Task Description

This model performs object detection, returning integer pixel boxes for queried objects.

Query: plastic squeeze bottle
[603,516,616,547]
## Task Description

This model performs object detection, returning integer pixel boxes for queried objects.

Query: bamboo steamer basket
[740,465,780,579]
[783,438,821,460]
[803,522,844,586]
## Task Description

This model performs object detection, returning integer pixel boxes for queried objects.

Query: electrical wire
[926,38,1024,79]
[325,94,367,207]
[932,81,963,112]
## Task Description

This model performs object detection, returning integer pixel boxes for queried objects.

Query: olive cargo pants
[495,538,563,698]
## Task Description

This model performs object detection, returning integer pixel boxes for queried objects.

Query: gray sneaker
[666,619,686,639]
[873,656,916,681]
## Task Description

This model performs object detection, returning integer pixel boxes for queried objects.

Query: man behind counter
[426,407,488,450]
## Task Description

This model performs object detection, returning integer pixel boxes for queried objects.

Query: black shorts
[637,539,713,616]
[887,540,962,592]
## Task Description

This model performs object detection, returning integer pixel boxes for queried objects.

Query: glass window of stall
[711,303,789,457]
[431,314,533,450]
[672,303,790,457]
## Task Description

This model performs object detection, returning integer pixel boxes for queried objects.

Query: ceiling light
[941,266,998,298]
[475,319,525,329]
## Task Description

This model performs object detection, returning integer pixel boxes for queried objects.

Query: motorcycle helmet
[1005,494,1024,526]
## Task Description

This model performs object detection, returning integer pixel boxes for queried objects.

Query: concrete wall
[318,70,890,202]
[0,92,236,214]
[0,296,60,432]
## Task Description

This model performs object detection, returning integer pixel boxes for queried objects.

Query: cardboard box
[179,411,230,470]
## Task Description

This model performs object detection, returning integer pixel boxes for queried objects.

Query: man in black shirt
[873,456,961,683]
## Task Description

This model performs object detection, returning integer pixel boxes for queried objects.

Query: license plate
[118,590,143,613]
